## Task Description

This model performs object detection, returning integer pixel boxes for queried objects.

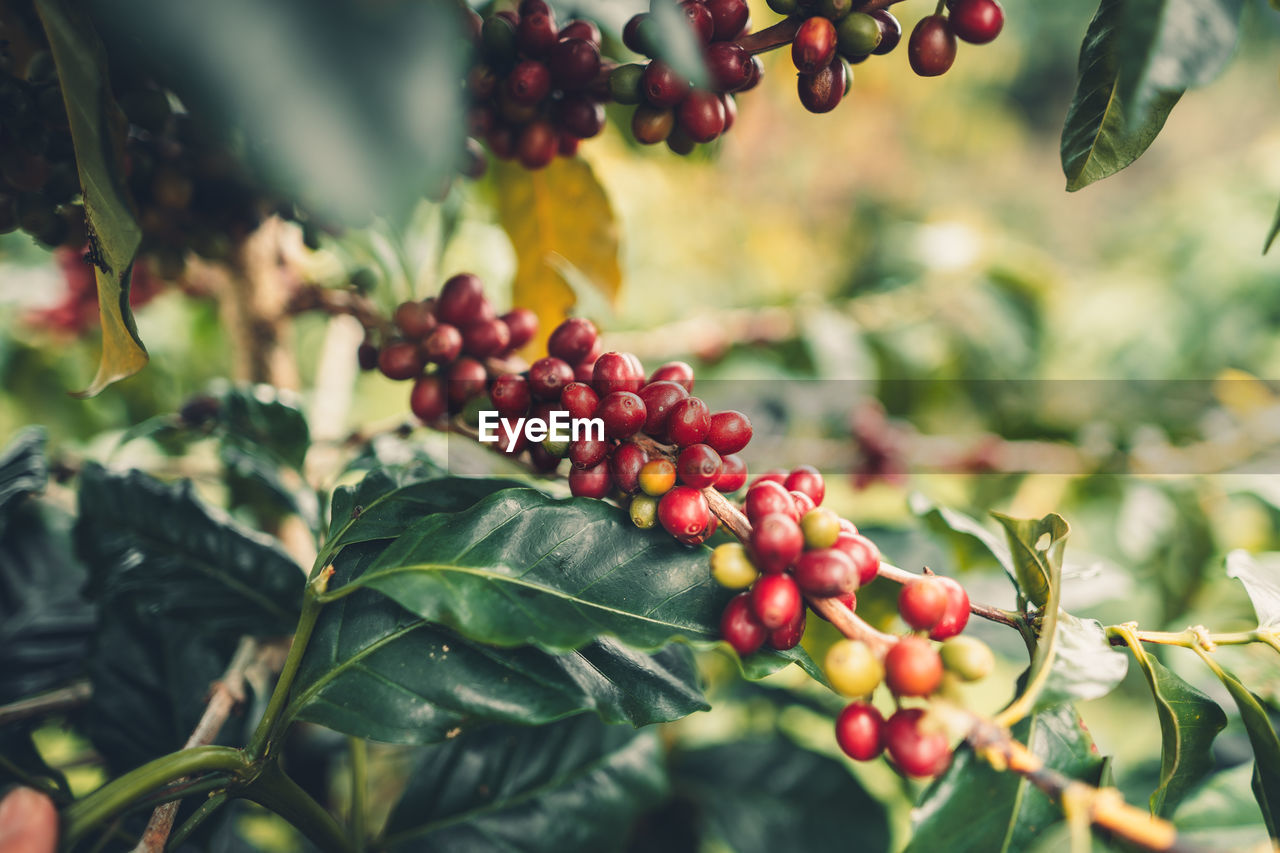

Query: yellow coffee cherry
[824,639,884,697]
[710,542,758,589]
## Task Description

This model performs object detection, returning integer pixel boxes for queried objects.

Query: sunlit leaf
[1203,658,1280,842]
[992,512,1068,608]
[1035,614,1128,712]
[1225,550,1280,629]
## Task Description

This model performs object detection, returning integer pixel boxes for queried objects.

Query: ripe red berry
[569,437,610,470]
[793,547,856,596]
[899,578,949,631]
[835,701,885,761]
[559,19,601,44]
[501,308,539,350]
[529,357,575,400]
[596,391,647,438]
[357,342,379,371]
[421,324,463,364]
[592,352,645,396]
[884,635,944,697]
[715,453,747,492]
[750,512,804,574]
[507,59,552,104]
[948,0,1003,44]
[548,317,599,363]
[639,380,690,435]
[547,37,601,88]
[928,576,971,640]
[569,462,612,498]
[394,300,436,338]
[834,531,880,586]
[680,0,715,43]
[704,42,751,93]
[750,573,802,630]
[622,13,659,56]
[785,465,825,505]
[677,443,723,488]
[560,381,600,420]
[378,340,425,381]
[752,469,788,488]
[793,16,837,74]
[491,373,532,419]
[744,480,796,525]
[871,10,902,54]
[666,397,711,446]
[676,89,726,144]
[908,15,956,77]
[409,375,447,423]
[445,358,487,406]
[461,318,511,358]
[707,411,752,455]
[885,708,950,777]
[797,59,846,114]
[609,442,648,494]
[648,361,695,390]
[517,120,559,169]
[516,8,559,56]
[658,486,712,538]
[790,490,816,518]
[721,592,767,656]
[705,0,750,40]
[641,60,691,108]
[769,605,806,649]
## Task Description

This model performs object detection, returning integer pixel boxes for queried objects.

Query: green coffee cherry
[630,495,659,529]
[710,542,758,589]
[543,437,570,458]
[819,0,854,21]
[766,0,798,15]
[940,635,994,682]
[801,508,841,549]
[609,64,646,106]
[836,13,881,59]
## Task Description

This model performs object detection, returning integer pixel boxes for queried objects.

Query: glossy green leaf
[992,512,1067,610]
[75,464,303,636]
[1061,0,1181,192]
[910,494,1016,585]
[1034,613,1128,712]
[908,705,1107,853]
[1225,550,1280,629]
[0,428,49,536]
[34,0,146,395]
[1203,659,1280,842]
[668,737,889,853]
[1174,763,1273,850]
[1115,0,1244,123]
[382,716,667,852]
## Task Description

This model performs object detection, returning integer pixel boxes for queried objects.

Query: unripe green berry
[543,437,570,457]
[941,635,994,682]
[825,639,883,697]
[710,542,758,589]
[801,508,841,549]
[819,0,854,21]
[609,64,646,105]
[630,495,659,529]
[766,0,798,14]
[836,12,881,59]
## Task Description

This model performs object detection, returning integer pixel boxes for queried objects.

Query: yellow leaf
[72,266,149,398]
[492,157,621,353]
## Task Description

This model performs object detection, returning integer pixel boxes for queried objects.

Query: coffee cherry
[667,128,697,156]
[744,480,797,524]
[885,708,950,777]
[898,578,949,631]
[677,514,717,546]
[766,0,798,14]
[548,317,599,363]
[596,391,647,438]
[834,531,880,586]
[839,517,858,534]
[437,273,487,327]
[445,358,488,406]
[610,442,648,493]
[752,469,788,488]
[750,512,804,573]
[569,436,610,469]
[836,702,885,761]
[793,16,837,75]
[630,494,659,529]
[507,60,553,105]
[801,508,841,549]
[609,63,646,105]
[461,318,511,358]
[825,639,883,697]
[677,90,726,144]
[420,324,461,364]
[394,300,437,338]
[593,352,645,396]
[639,459,677,496]
[721,592,767,656]
[357,342,379,371]
[711,542,758,589]
[639,380,690,434]
[785,465,825,505]
[790,490,816,518]
[561,381,600,420]
[680,0,716,43]
[836,12,881,58]
[548,38,601,89]
[707,411,752,455]
[677,443,723,489]
[793,547,856,596]
[642,61,690,108]
[884,635,943,697]
[649,361,695,390]
[482,15,519,65]
[409,375,448,423]
[715,453,748,493]
[516,7,559,56]
[941,635,994,681]
[378,340,425,381]
[622,13,658,56]
[667,397,711,446]
[499,308,538,351]
[517,120,558,169]
[908,15,956,77]
[556,95,606,139]
[529,357,575,400]
[769,606,806,650]
[797,59,846,114]
[928,576,971,640]
[871,10,902,53]
[560,19,602,43]
[750,573,802,630]
[658,486,712,538]
[813,591,857,622]
[948,0,1003,44]
[491,374,532,419]
[569,462,612,498]
[705,0,750,40]
[704,42,751,93]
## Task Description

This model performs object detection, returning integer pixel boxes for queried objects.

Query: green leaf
[1201,658,1280,842]
[1115,0,1244,123]
[0,427,49,536]
[382,716,667,851]
[34,0,146,395]
[910,494,1016,584]
[1034,614,1128,712]
[1174,763,1273,850]
[908,705,1107,853]
[668,737,889,853]
[75,464,303,636]
[1264,197,1280,254]
[1225,550,1280,629]
[992,512,1068,609]
[1061,0,1181,192]
[0,728,71,800]
[1115,628,1227,815]
[214,383,310,471]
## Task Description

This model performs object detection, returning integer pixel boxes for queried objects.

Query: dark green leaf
[1034,614,1128,712]
[75,464,302,636]
[1116,0,1244,123]
[1204,660,1280,842]
[382,716,667,852]
[910,494,1016,585]
[992,512,1068,609]
[214,383,310,470]
[1174,763,1273,850]
[669,737,889,853]
[0,428,49,536]
[0,728,71,800]
[1225,550,1280,629]
[908,705,1107,853]
[1061,0,1181,192]
[287,542,708,743]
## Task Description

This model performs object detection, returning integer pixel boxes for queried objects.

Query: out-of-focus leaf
[1061,0,1181,192]
[215,383,309,470]
[908,705,1107,853]
[1174,763,1273,850]
[35,0,146,395]
[75,464,302,636]
[1203,658,1280,842]
[382,717,667,852]
[493,158,621,352]
[992,512,1068,608]
[0,427,49,536]
[1035,614,1128,712]
[910,494,1015,583]
[0,728,71,799]
[1264,197,1280,254]
[1225,550,1280,629]
[669,737,889,853]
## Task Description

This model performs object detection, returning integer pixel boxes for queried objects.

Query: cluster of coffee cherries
[906,0,1005,78]
[769,1,902,113]
[466,0,611,171]
[358,273,540,423]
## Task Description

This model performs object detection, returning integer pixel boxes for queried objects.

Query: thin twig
[0,681,92,726]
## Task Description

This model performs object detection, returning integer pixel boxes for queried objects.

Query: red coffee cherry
[658,486,712,538]
[622,13,656,55]
[569,462,612,498]
[666,397,711,446]
[556,95,606,139]
[569,437,610,470]
[752,469,788,488]
[642,60,691,108]
[715,453,747,492]
[744,480,797,525]
[814,590,857,622]
[738,56,763,92]
[516,7,559,56]
[704,42,751,92]
[648,361,695,390]
[461,318,511,358]
[750,573,802,630]
[676,512,717,546]
[596,391,647,438]
[707,411,752,455]
[593,352,645,395]
[769,605,806,650]
[705,0,750,40]
[436,273,487,327]
[871,9,902,53]
[559,19,601,43]
[517,120,559,170]
[357,342,379,371]
[721,93,738,131]
[547,37,601,89]
[394,300,437,338]
[834,531,881,586]
[928,576,971,640]
[790,490,816,518]
[947,0,1003,44]
[445,358,488,406]
[529,357,575,400]
[908,15,956,77]
[610,442,648,494]
[835,701,885,761]
[501,308,539,350]
[899,578,949,631]
[548,317,599,363]
[793,16,837,74]
[491,374,532,419]
[677,443,723,488]
[793,547,856,596]
[507,59,553,104]
[797,59,846,114]
[885,708,950,777]
[639,380,690,435]
[785,465,826,505]
[721,592,767,656]
[560,381,600,420]
[750,512,805,573]
[378,340,425,381]
[677,89,727,144]
[884,635,944,697]
[631,105,675,144]
[409,375,447,423]
[422,324,463,364]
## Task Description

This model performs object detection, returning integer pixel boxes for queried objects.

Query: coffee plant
[1,0,1278,851]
